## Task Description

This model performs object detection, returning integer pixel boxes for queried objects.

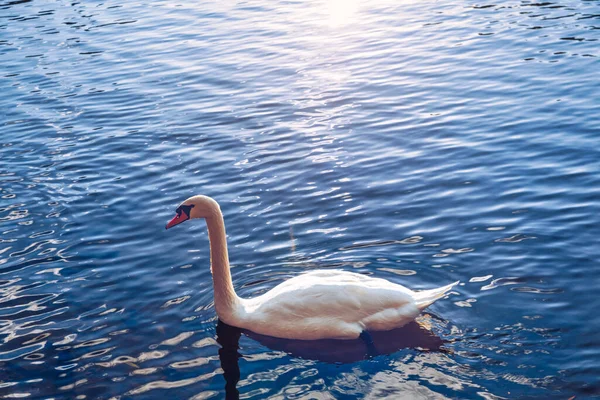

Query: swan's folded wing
[241,272,418,336]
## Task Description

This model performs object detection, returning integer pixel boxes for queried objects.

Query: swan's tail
[414,281,459,311]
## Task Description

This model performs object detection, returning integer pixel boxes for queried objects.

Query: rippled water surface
[1,0,600,398]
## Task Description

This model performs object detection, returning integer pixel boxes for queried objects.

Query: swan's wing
[299,269,366,279]
[249,270,414,312]
[240,271,419,339]
[297,269,412,288]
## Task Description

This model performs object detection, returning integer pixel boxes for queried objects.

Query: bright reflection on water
[1,0,600,398]
[326,0,361,27]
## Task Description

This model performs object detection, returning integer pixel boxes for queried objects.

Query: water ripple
[0,0,599,398]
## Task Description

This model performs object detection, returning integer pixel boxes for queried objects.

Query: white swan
[166,195,458,341]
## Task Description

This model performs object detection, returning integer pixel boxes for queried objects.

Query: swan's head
[165,195,221,230]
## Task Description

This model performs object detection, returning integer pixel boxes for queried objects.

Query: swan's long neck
[205,212,240,323]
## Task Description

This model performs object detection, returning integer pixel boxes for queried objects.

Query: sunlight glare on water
[326,0,361,27]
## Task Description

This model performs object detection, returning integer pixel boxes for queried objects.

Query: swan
[166,195,458,341]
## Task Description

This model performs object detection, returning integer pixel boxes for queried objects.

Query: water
[1,0,599,398]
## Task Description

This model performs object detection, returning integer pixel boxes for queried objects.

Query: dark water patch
[510,286,563,294]
[0,256,67,275]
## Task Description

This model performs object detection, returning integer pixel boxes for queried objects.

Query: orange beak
[166,213,188,230]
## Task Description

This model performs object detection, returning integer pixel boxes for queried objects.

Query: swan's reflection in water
[216,321,243,400]
[215,315,445,399]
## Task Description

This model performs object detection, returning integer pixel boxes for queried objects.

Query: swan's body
[166,195,458,341]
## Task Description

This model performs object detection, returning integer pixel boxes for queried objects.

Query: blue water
[1,0,599,398]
